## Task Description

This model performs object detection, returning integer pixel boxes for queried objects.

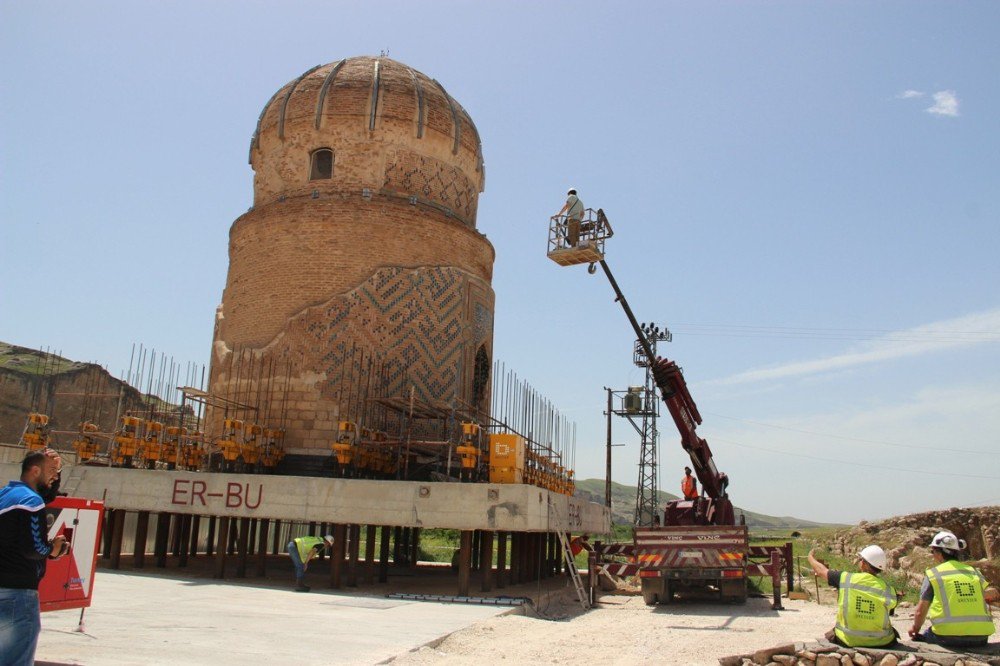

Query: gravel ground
[391,591,839,665]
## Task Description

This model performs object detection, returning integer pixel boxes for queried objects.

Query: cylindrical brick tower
[208,56,494,454]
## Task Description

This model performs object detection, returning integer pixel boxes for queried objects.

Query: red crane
[651,358,735,526]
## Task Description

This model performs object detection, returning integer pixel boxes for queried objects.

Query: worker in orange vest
[681,467,699,500]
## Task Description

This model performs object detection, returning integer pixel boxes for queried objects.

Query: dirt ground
[391,589,837,665]
[391,587,999,666]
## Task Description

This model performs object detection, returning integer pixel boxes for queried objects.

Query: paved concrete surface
[36,571,512,665]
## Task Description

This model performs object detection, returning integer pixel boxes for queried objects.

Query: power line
[713,436,1000,481]
[669,323,1000,343]
[705,412,998,456]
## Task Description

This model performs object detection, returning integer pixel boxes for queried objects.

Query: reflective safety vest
[926,560,996,638]
[681,475,697,499]
[834,572,898,647]
[293,536,325,564]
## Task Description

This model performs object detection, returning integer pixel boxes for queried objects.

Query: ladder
[557,532,591,610]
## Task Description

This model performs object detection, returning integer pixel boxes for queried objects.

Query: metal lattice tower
[610,324,670,526]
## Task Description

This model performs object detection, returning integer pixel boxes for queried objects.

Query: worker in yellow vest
[908,530,998,647]
[808,545,899,648]
[287,534,334,592]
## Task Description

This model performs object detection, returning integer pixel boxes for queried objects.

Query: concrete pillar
[206,516,216,557]
[102,509,114,559]
[378,526,391,583]
[248,519,257,556]
[393,526,403,565]
[188,515,201,557]
[133,511,150,569]
[109,509,126,570]
[509,532,520,584]
[330,524,346,588]
[400,527,410,565]
[347,524,360,587]
[227,520,238,556]
[178,514,192,567]
[271,519,282,555]
[154,512,171,568]
[214,517,230,579]
[364,525,377,585]
[236,517,250,578]
[480,531,494,592]
[496,531,507,589]
[471,530,481,572]
[170,514,183,557]
[409,527,420,568]
[458,530,472,597]
[256,519,270,577]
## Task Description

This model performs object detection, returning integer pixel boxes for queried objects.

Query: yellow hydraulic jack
[139,421,164,469]
[162,426,185,470]
[218,419,244,471]
[456,422,481,481]
[241,424,263,469]
[332,421,357,476]
[260,428,285,471]
[21,413,51,452]
[179,432,205,471]
[71,422,101,462]
[112,415,142,467]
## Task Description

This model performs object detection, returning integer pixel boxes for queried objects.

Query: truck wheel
[642,590,659,606]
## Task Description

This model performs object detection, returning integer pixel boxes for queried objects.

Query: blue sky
[2,1,998,523]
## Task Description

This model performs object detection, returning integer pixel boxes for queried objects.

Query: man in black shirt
[0,450,69,665]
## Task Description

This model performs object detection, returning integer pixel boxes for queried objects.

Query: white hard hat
[323,534,335,546]
[567,187,577,195]
[858,545,887,571]
[929,530,966,551]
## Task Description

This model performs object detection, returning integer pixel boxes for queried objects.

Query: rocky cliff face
[827,506,1000,586]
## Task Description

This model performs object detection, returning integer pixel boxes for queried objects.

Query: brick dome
[249,56,485,228]
[209,56,495,453]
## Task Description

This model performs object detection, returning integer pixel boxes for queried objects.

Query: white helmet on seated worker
[567,188,577,195]
[858,544,887,571]
[929,530,966,552]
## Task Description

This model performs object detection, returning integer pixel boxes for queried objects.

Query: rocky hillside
[823,505,1000,587]
[574,478,835,528]
[0,342,150,446]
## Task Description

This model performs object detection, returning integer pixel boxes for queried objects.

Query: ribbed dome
[248,56,485,221]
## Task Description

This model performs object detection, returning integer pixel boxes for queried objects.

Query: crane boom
[596,259,735,526]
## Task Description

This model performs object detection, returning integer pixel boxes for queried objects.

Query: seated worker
[681,467,699,500]
[287,534,334,592]
[555,188,585,246]
[808,545,899,648]
[908,530,998,647]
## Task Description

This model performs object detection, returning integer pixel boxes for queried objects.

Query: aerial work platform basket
[547,208,614,267]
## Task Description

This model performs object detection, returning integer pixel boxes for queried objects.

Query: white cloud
[711,308,1000,385]
[927,90,960,117]
[897,89,924,99]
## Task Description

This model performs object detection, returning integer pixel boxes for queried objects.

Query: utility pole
[604,387,613,508]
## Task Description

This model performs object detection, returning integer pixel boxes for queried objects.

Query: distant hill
[575,478,834,528]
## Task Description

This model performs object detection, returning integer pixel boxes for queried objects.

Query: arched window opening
[309,148,333,180]
[472,345,490,408]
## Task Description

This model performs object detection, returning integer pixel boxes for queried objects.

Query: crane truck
[547,208,790,607]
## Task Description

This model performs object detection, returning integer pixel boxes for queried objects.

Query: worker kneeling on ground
[808,545,899,648]
[287,534,334,592]
[908,530,998,648]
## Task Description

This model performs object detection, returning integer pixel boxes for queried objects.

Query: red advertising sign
[39,497,105,612]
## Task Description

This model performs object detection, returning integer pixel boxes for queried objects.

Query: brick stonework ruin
[209,56,495,453]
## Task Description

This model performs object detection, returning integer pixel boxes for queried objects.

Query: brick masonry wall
[208,56,494,454]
